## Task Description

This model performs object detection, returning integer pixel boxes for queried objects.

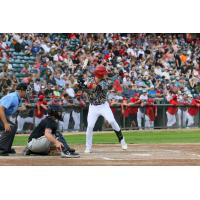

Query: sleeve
[0,95,13,109]
[99,80,109,90]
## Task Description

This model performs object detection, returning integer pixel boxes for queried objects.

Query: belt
[91,103,103,106]
[91,101,106,106]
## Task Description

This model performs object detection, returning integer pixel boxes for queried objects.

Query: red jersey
[188,99,199,116]
[167,99,178,115]
[146,99,157,121]
[121,106,130,117]
[109,101,117,114]
[35,101,47,118]
[128,97,140,114]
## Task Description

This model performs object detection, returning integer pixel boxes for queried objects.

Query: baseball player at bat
[80,65,128,153]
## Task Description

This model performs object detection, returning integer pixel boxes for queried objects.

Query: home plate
[102,157,122,160]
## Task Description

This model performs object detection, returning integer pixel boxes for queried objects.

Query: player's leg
[166,112,174,127]
[35,117,42,127]
[26,117,34,124]
[0,120,17,155]
[186,112,194,127]
[172,114,176,126]
[27,136,51,155]
[100,102,127,150]
[85,105,99,153]
[72,111,80,131]
[63,112,70,131]
[55,131,80,158]
[17,115,25,133]
[177,109,182,127]
[182,111,187,127]
[150,120,154,129]
[137,110,142,129]
[144,115,150,128]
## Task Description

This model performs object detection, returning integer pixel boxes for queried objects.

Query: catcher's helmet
[93,65,107,78]
[48,105,63,121]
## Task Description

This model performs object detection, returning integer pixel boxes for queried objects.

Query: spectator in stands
[34,78,41,94]
[1,33,200,131]
[65,83,75,98]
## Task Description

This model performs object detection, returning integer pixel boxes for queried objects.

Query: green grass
[13,130,200,146]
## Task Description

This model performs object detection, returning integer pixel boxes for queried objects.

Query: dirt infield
[1,143,200,166]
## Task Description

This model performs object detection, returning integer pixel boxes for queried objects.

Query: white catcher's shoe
[84,148,92,154]
[120,138,128,150]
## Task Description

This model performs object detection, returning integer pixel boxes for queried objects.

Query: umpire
[0,83,27,156]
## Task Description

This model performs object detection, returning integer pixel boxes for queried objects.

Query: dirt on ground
[1,143,200,166]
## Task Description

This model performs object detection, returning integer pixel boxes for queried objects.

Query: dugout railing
[11,104,200,133]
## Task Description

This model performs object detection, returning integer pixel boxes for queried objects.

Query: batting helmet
[93,65,107,78]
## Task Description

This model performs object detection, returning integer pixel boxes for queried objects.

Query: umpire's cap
[16,83,28,91]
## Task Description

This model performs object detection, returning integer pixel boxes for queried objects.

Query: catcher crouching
[23,105,80,158]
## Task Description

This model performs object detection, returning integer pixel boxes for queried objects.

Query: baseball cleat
[22,146,32,156]
[60,151,80,158]
[120,138,128,150]
[84,148,92,154]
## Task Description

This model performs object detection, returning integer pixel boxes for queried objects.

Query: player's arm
[121,102,125,114]
[40,104,48,110]
[128,99,141,106]
[44,128,64,152]
[18,103,27,111]
[87,82,97,89]
[36,102,41,114]
[0,106,11,132]
[154,105,158,117]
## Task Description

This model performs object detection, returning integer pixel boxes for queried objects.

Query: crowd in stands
[0,33,200,131]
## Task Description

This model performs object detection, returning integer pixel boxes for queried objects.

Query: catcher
[23,105,80,158]
[78,65,128,153]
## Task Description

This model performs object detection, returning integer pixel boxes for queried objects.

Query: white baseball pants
[35,116,45,127]
[17,116,33,132]
[144,115,154,128]
[28,136,51,153]
[166,111,176,127]
[186,112,194,127]
[177,109,187,127]
[86,102,120,150]
[62,112,71,130]
[72,111,80,130]
[137,109,150,129]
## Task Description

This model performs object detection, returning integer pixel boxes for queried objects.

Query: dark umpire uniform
[0,83,27,156]
[23,105,80,158]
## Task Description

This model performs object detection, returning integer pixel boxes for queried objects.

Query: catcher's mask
[48,105,63,121]
[93,65,108,79]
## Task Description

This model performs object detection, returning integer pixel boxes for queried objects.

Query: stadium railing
[11,104,200,133]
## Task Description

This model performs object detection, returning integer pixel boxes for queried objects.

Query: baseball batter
[80,65,128,153]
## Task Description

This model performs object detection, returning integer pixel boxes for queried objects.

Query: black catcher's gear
[48,105,63,121]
